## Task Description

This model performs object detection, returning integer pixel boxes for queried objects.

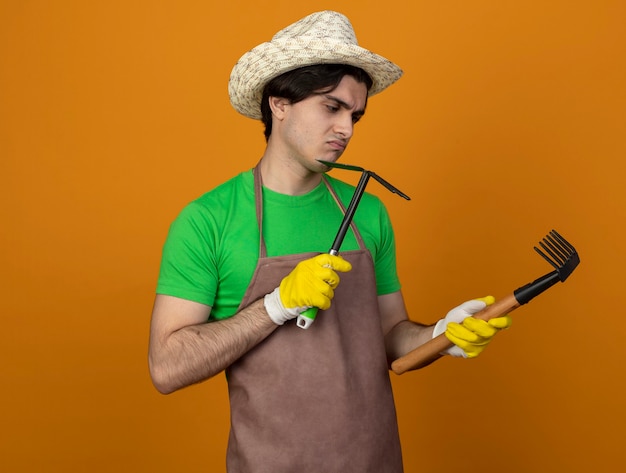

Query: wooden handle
[390,294,521,375]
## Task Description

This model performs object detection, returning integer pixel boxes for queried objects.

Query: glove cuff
[264,287,302,325]
[432,318,447,338]
[433,318,467,358]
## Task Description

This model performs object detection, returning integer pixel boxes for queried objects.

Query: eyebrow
[323,94,366,119]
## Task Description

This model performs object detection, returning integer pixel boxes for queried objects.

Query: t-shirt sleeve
[373,203,401,295]
[156,202,218,306]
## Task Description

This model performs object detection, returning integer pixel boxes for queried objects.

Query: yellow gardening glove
[433,296,512,358]
[264,254,352,325]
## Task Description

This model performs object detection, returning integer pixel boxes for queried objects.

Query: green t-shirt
[156,170,401,320]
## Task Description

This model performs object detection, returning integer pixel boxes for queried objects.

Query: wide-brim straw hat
[228,10,403,119]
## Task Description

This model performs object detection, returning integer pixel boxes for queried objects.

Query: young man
[149,11,512,472]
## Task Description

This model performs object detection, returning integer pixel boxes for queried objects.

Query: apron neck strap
[252,164,366,259]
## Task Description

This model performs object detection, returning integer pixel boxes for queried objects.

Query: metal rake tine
[534,244,561,270]
[535,236,565,269]
[541,237,568,264]
[544,231,575,263]
[534,229,576,270]
[550,230,576,255]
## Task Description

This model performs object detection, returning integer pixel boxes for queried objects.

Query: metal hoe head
[318,160,411,201]
[317,159,410,255]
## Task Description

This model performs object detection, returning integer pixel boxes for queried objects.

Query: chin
[312,159,332,172]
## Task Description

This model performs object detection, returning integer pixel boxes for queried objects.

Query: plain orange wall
[2,1,625,472]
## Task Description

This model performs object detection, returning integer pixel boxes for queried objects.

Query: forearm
[149,298,277,394]
[385,319,439,368]
[384,297,513,372]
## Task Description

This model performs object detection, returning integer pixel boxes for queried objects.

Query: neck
[258,147,323,196]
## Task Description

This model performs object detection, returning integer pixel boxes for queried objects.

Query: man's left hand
[434,296,513,358]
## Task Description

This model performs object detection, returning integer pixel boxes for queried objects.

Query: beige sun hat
[228,10,403,119]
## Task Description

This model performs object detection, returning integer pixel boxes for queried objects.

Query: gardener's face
[272,75,368,173]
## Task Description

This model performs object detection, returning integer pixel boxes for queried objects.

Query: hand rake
[391,230,580,374]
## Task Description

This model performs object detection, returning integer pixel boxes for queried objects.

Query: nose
[334,112,354,140]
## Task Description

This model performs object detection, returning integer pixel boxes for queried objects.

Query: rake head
[534,230,580,282]
[514,229,581,305]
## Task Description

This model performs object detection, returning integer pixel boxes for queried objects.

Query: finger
[311,293,332,310]
[302,277,334,309]
[330,256,352,273]
[462,317,499,338]
[316,267,340,289]
[475,295,495,306]
[488,315,513,329]
[315,254,352,272]
[311,277,336,298]
[446,322,489,345]
[444,329,488,358]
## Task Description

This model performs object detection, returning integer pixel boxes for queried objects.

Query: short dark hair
[260,64,373,141]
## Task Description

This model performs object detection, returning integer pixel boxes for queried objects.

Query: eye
[326,104,339,113]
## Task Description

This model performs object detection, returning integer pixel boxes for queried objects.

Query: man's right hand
[264,254,352,325]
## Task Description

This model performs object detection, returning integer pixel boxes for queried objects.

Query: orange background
[2,1,625,472]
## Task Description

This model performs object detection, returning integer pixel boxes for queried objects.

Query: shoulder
[169,170,254,233]
[193,170,254,208]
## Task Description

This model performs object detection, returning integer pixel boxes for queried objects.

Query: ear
[268,96,290,120]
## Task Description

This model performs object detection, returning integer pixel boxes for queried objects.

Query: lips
[328,139,347,151]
